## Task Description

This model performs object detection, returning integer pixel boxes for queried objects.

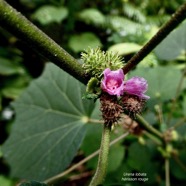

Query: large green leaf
[2,63,97,181]
[154,20,186,60]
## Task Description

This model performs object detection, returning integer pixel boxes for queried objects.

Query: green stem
[165,158,170,186]
[143,130,162,145]
[136,114,163,139]
[89,125,111,186]
[123,2,186,74]
[0,0,87,84]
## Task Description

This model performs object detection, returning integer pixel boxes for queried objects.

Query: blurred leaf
[129,66,183,101]
[155,20,186,60]
[2,87,25,99]
[68,32,102,53]
[107,144,125,172]
[0,146,2,158]
[20,181,47,186]
[2,63,97,180]
[0,175,13,186]
[106,15,145,35]
[127,142,157,182]
[78,8,105,26]
[0,57,24,75]
[81,123,102,169]
[122,2,146,23]
[139,53,158,67]
[1,75,30,99]
[108,43,141,56]
[183,95,186,116]
[0,95,2,111]
[170,150,186,180]
[127,142,150,170]
[32,5,68,25]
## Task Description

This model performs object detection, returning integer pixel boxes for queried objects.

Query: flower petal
[101,68,125,96]
[124,76,150,99]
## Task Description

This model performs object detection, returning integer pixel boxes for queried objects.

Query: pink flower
[124,76,150,100]
[101,68,124,96]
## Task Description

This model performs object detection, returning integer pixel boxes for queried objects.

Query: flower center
[106,79,119,90]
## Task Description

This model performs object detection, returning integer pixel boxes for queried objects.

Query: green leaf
[170,149,186,180]
[78,8,105,26]
[0,175,13,186]
[108,43,141,56]
[19,181,47,186]
[68,32,102,53]
[81,123,102,169]
[183,95,186,116]
[155,20,186,60]
[2,63,97,181]
[127,142,150,170]
[32,5,68,25]
[127,142,157,182]
[0,146,3,158]
[129,66,183,101]
[0,57,24,75]
[107,144,125,172]
[1,75,30,99]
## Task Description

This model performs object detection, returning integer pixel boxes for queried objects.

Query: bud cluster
[82,48,150,126]
[100,92,146,125]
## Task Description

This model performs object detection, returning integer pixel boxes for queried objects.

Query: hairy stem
[89,125,111,186]
[0,0,87,84]
[123,2,186,74]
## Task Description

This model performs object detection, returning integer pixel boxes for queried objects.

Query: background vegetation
[0,0,186,185]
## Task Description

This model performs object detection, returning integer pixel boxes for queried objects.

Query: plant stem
[165,158,170,186]
[123,2,186,74]
[0,1,186,84]
[0,0,87,84]
[89,125,111,186]
[143,130,162,145]
[44,132,129,185]
[136,114,163,139]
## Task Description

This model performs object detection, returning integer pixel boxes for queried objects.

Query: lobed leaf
[2,63,97,181]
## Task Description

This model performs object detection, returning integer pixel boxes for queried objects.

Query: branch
[136,114,163,139]
[123,2,186,74]
[0,0,186,84]
[0,0,87,84]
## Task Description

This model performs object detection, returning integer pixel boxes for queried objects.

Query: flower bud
[121,94,146,117]
[100,93,123,126]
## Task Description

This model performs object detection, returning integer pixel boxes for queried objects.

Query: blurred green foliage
[0,0,186,186]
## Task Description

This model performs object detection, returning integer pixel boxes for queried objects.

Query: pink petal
[124,76,150,99]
